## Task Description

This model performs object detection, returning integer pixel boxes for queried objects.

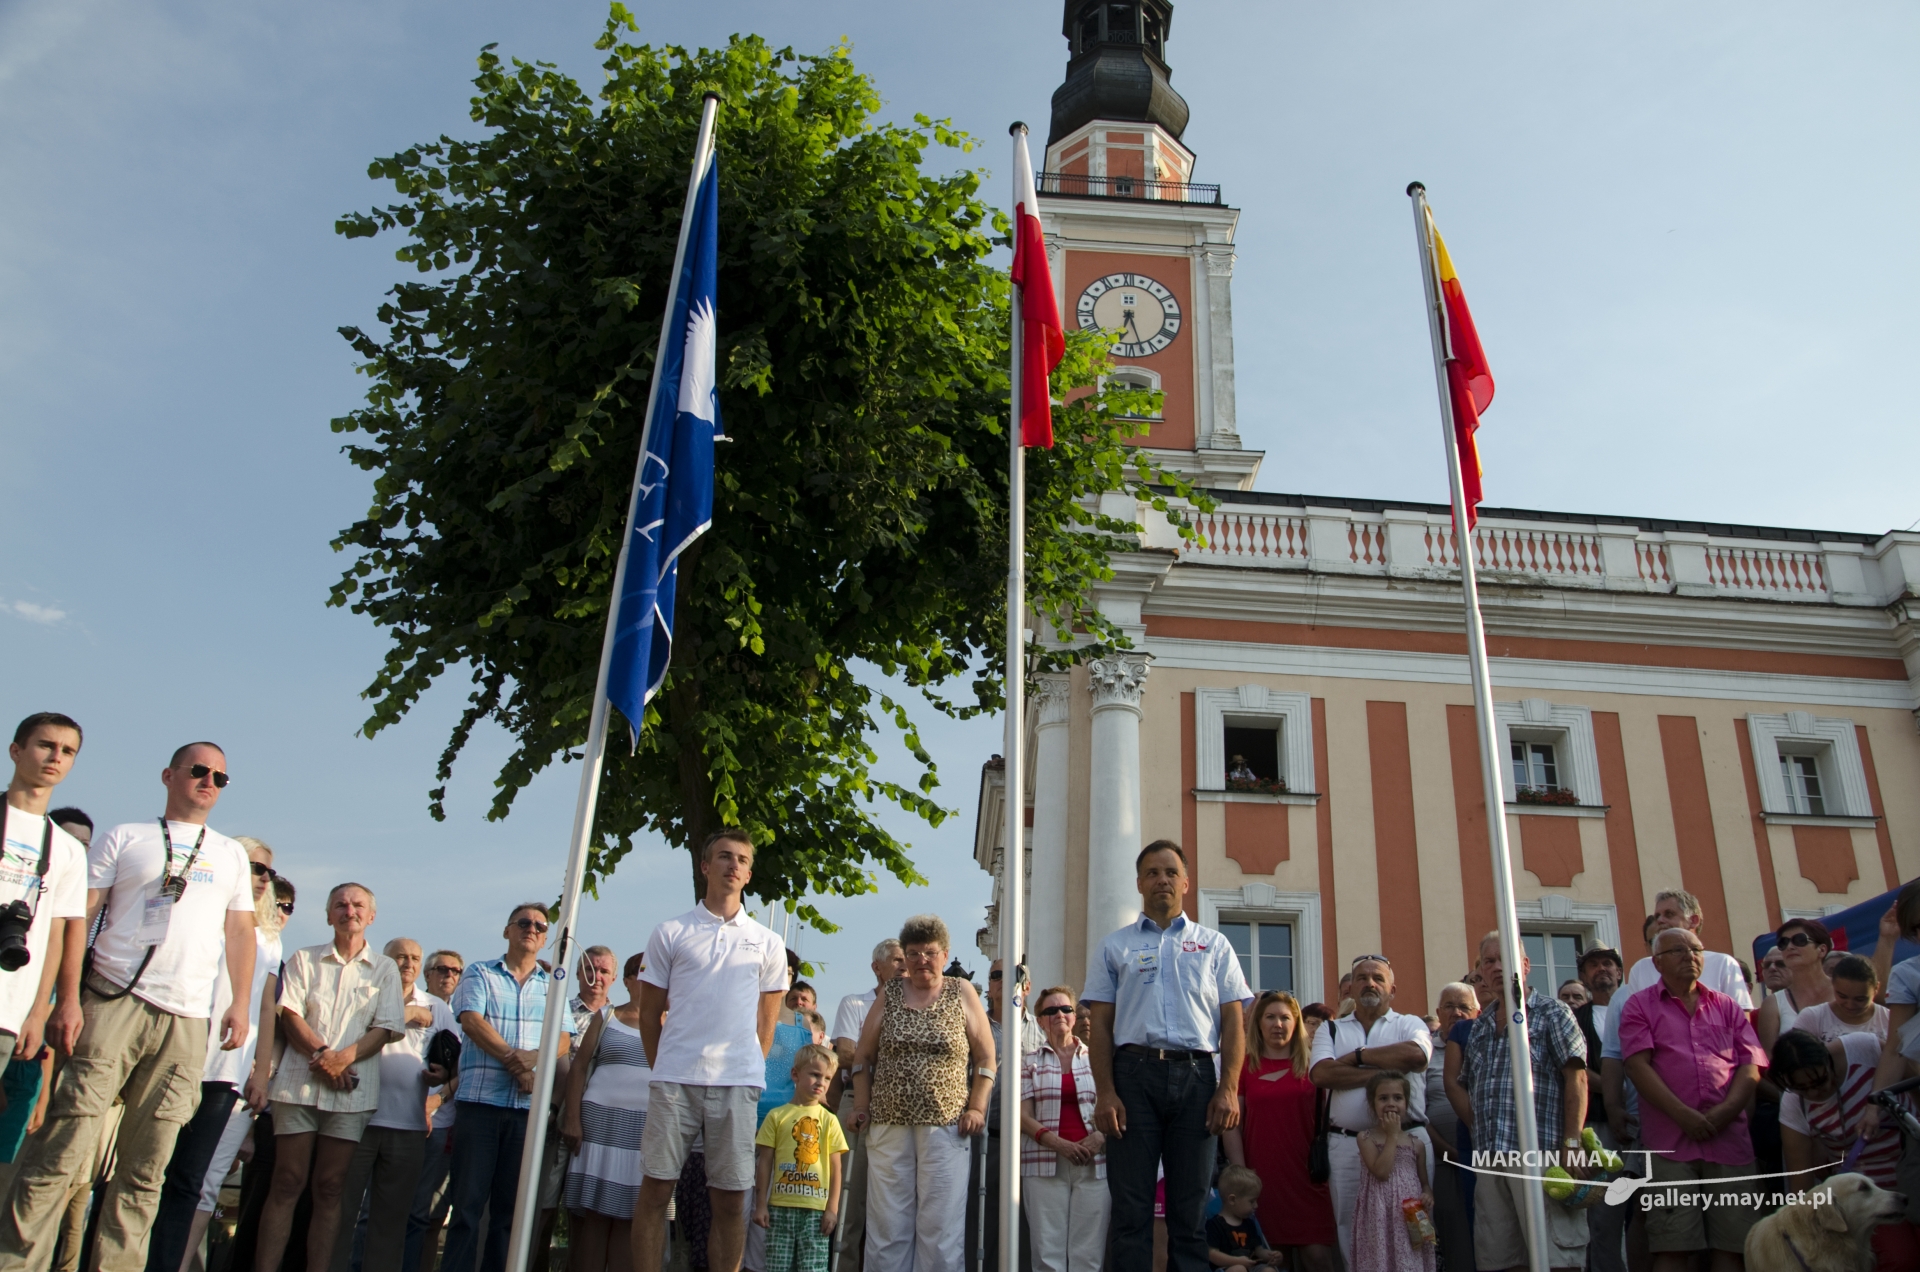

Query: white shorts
[640,1082,761,1192]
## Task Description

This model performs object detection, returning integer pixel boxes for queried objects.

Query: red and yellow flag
[1429,213,1494,524]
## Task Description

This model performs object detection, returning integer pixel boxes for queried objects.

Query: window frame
[1194,685,1315,796]
[1748,712,1871,820]
[1199,884,1323,1005]
[1218,916,1296,996]
[1492,699,1602,807]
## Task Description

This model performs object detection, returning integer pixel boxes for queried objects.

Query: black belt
[1119,1045,1214,1061]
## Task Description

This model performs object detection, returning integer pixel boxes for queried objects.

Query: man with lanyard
[0,741,256,1270]
[1085,840,1250,1272]
[1308,954,1433,1269]
[0,715,89,1095]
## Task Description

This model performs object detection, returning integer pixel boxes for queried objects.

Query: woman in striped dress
[563,950,653,1271]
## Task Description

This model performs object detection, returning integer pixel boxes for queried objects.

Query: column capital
[1036,673,1074,728]
[1087,653,1151,713]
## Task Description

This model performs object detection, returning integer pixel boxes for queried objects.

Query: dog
[1745,1172,1906,1272]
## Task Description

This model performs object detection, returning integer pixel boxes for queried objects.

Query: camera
[0,899,34,972]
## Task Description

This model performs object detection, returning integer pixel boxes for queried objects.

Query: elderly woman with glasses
[1019,987,1107,1272]
[1756,918,1834,1052]
[849,915,995,1272]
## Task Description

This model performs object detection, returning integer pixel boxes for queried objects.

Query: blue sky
[1,1,1914,1013]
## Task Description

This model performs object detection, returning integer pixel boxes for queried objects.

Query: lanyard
[157,818,207,901]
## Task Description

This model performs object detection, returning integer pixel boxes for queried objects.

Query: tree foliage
[330,7,1208,923]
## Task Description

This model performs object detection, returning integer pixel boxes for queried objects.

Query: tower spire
[1048,1,1190,145]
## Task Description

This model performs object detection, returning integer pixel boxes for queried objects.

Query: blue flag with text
[607,156,721,743]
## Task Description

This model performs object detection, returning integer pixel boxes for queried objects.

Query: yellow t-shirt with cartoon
[755,1102,849,1211]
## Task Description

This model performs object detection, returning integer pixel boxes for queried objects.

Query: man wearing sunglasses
[443,902,579,1272]
[0,741,257,1269]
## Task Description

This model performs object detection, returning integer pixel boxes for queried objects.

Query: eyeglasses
[511,917,550,933]
[276,901,295,915]
[428,965,463,976]
[1037,1005,1075,1018]
[250,862,275,879]
[988,970,1003,980]
[185,763,230,789]
[1777,933,1820,949]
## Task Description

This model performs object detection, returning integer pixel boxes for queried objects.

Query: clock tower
[1040,0,1260,489]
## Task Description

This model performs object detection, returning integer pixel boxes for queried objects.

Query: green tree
[330,8,1207,924]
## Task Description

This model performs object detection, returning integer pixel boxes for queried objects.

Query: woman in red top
[1020,987,1109,1272]
[1224,991,1337,1272]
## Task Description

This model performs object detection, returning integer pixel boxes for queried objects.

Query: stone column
[1203,242,1240,449]
[1027,674,1073,995]
[1084,653,1151,977]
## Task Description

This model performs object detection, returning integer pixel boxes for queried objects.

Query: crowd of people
[4,712,1920,1272]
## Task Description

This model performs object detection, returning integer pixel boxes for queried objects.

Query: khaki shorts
[273,1103,374,1142]
[1643,1157,1760,1253]
[1475,1170,1590,1270]
[641,1081,762,1192]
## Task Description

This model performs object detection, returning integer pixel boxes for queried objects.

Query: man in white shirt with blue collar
[1085,840,1250,1272]
[632,829,789,1272]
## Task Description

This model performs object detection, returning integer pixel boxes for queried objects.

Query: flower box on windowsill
[1514,787,1580,806]
[1227,775,1288,795]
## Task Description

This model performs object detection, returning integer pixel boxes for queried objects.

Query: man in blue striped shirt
[441,902,581,1272]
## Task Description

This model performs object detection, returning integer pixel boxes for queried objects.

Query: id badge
[1133,947,1159,984]
[137,886,174,948]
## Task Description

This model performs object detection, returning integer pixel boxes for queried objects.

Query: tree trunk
[667,543,715,901]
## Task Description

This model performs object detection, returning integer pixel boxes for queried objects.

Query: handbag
[1307,1084,1332,1184]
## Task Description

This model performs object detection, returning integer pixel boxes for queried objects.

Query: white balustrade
[1173,502,1873,605]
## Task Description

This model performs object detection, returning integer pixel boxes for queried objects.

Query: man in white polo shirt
[1617,890,1753,1006]
[632,829,788,1272]
[0,740,257,1270]
[1309,954,1435,1269]
[0,714,89,1086]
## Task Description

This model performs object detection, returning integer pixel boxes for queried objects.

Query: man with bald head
[1,741,259,1269]
[332,936,457,1272]
[258,883,406,1272]
[1619,927,1765,1272]
[1309,954,1434,1267]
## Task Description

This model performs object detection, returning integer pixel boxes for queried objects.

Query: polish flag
[1011,131,1065,448]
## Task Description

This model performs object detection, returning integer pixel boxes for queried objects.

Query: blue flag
[607,156,722,743]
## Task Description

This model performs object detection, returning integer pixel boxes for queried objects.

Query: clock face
[1076,272,1182,358]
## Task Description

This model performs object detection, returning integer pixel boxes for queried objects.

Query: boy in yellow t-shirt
[753,1043,850,1272]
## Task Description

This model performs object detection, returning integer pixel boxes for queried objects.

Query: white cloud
[7,600,65,625]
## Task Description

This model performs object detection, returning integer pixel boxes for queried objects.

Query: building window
[1195,686,1316,796]
[1106,3,1138,42]
[1221,919,1293,994]
[1224,724,1281,792]
[1105,369,1162,419]
[1511,740,1560,795]
[1779,753,1826,816]
[1521,929,1583,1003]
[1079,10,1099,52]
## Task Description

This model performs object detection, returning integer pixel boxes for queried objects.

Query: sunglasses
[1037,1005,1075,1018]
[1777,933,1821,949]
[428,965,463,976]
[511,917,550,933]
[1351,954,1392,967]
[250,862,275,879]
[185,763,230,789]
[276,901,295,915]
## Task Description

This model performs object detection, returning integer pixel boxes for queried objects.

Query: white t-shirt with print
[0,809,87,1036]
[87,820,255,1018]
[203,926,284,1087]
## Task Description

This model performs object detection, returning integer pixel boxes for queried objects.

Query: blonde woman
[1222,991,1335,1272]
[152,843,290,1272]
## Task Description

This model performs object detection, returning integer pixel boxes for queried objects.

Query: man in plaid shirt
[1457,931,1590,1272]
[440,902,582,1272]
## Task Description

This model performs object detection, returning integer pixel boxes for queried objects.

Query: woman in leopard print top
[849,914,996,1272]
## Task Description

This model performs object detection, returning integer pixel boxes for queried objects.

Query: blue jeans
[439,1102,527,1272]
[1104,1050,1216,1272]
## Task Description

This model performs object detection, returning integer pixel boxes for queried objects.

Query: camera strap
[83,818,199,1002]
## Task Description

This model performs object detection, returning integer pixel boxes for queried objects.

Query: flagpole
[998,119,1031,1272]
[1406,181,1550,1272]
[501,91,721,1272]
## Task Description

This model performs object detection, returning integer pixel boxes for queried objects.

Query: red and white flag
[1010,131,1064,448]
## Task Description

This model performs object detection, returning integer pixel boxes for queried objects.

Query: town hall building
[973,0,1920,1012]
